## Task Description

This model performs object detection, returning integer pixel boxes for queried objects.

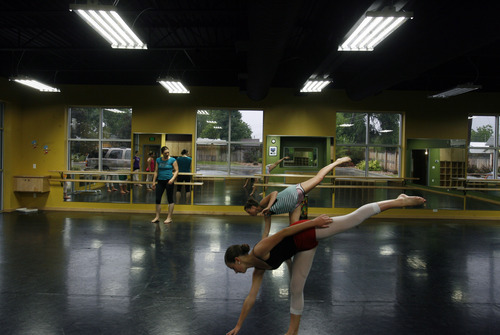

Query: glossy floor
[0,211,499,334]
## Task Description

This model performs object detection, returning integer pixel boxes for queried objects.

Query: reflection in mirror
[261,136,332,209]
[335,111,402,178]
[403,139,467,210]
[132,134,193,204]
[283,147,318,167]
[66,107,132,203]
[194,109,264,206]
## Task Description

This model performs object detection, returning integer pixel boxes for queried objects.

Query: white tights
[289,203,381,315]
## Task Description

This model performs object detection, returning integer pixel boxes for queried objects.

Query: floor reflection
[0,211,499,334]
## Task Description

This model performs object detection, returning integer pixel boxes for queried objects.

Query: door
[412,149,428,185]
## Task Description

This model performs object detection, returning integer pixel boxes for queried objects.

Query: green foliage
[356,160,382,171]
[470,124,494,142]
[197,110,252,141]
[336,112,400,145]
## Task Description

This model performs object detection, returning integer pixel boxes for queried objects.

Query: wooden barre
[255,173,416,181]
[49,170,198,176]
[457,187,500,191]
[253,183,407,189]
[50,179,203,186]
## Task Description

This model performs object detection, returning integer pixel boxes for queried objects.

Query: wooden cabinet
[439,161,465,187]
[13,176,50,193]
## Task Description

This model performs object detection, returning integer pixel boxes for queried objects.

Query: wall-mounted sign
[269,146,277,156]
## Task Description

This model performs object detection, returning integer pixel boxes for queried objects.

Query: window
[283,147,318,167]
[335,112,402,177]
[196,109,263,176]
[68,107,132,171]
[467,115,498,179]
[0,103,3,211]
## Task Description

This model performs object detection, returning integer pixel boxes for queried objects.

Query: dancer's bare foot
[164,218,172,224]
[334,156,351,166]
[151,217,160,223]
[397,194,426,207]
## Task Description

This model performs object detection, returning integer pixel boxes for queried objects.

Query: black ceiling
[1,0,500,101]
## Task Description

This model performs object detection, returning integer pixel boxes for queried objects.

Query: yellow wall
[1,77,499,216]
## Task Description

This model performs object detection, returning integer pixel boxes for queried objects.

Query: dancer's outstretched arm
[260,191,278,215]
[226,269,265,335]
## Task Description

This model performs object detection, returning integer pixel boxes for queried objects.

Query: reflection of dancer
[259,156,290,196]
[119,174,129,194]
[133,151,142,187]
[106,175,117,192]
[226,194,426,335]
[146,151,155,191]
[176,149,192,204]
[244,157,351,235]
[151,146,178,224]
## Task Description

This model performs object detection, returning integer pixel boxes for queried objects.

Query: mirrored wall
[132,133,192,204]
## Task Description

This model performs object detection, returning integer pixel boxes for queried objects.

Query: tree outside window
[336,112,401,177]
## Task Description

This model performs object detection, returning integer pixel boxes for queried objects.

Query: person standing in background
[133,150,142,187]
[176,149,193,204]
[151,146,178,224]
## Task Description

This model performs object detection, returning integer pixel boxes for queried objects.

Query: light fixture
[157,78,190,94]
[428,83,482,99]
[339,123,354,127]
[300,79,331,92]
[69,3,147,50]
[338,7,413,51]
[10,76,60,92]
[197,110,209,115]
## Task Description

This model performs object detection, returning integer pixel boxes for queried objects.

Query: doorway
[411,149,428,185]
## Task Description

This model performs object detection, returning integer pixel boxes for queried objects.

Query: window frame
[67,107,132,171]
[335,111,402,177]
[195,109,263,176]
[467,114,499,179]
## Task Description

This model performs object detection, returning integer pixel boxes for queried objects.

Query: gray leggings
[289,202,381,315]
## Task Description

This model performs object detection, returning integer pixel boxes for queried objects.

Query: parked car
[86,147,131,170]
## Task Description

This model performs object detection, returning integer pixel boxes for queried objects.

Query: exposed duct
[246,0,304,101]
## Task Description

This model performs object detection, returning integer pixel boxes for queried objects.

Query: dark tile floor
[0,211,499,335]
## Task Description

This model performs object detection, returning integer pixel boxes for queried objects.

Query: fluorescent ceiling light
[379,129,393,133]
[10,76,60,92]
[339,123,354,127]
[104,108,129,113]
[428,84,482,98]
[69,4,147,50]
[338,8,413,51]
[300,79,331,92]
[157,79,190,94]
[197,110,209,115]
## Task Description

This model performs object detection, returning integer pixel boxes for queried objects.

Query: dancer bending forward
[244,156,351,237]
[226,194,426,335]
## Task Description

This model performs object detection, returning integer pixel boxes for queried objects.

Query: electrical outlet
[33,164,36,169]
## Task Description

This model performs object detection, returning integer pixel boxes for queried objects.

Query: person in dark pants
[176,149,192,204]
[151,146,178,224]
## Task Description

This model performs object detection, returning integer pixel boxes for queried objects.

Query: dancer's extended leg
[300,157,351,193]
[315,194,425,240]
